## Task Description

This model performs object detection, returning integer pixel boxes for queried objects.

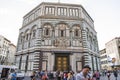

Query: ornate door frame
[54,53,70,71]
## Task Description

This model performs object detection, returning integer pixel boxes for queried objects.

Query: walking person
[107,71,111,80]
[30,71,36,80]
[41,70,48,80]
[95,70,100,80]
[92,72,96,80]
[63,72,67,80]
[53,71,57,80]
[76,65,91,80]
[11,71,17,80]
[113,68,118,80]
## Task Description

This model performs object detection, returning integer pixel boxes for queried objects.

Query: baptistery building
[15,2,100,74]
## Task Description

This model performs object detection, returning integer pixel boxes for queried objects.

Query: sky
[0,0,120,50]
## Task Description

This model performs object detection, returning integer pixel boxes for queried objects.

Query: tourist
[76,65,91,80]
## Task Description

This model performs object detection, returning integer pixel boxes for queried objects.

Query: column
[52,24,55,47]
[37,51,43,70]
[82,26,88,52]
[25,54,29,72]
[35,28,42,47]
[91,54,95,72]
[22,35,25,50]
[83,53,90,67]
[95,56,98,71]
[33,52,41,71]
[70,28,72,47]
[28,33,31,48]
[19,55,22,70]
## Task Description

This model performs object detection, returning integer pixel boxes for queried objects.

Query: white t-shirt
[76,72,89,80]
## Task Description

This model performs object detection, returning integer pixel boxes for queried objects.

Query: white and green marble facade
[15,2,100,74]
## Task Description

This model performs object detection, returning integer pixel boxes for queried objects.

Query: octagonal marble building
[15,2,100,74]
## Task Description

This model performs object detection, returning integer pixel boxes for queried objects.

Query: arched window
[25,29,30,41]
[30,25,37,39]
[43,24,52,37]
[89,36,92,43]
[72,25,81,37]
[60,30,64,37]
[86,28,89,40]
[32,30,36,37]
[45,28,49,36]
[19,33,24,43]
[74,29,79,36]
[26,34,29,40]
[20,36,22,43]
[90,32,93,43]
[57,23,68,37]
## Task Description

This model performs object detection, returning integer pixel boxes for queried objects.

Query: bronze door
[56,56,69,71]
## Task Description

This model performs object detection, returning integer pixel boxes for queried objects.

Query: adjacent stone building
[15,2,100,74]
[106,37,120,69]
[100,37,120,70]
[99,48,108,70]
[0,35,16,65]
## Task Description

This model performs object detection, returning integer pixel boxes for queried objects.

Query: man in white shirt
[76,65,91,80]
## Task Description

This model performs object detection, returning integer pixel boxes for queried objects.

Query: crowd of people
[30,65,100,80]
[6,65,120,80]
[30,70,76,80]
[30,66,120,80]
[100,68,120,80]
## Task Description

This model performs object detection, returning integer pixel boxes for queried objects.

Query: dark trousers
[57,77,61,80]
[96,77,100,80]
